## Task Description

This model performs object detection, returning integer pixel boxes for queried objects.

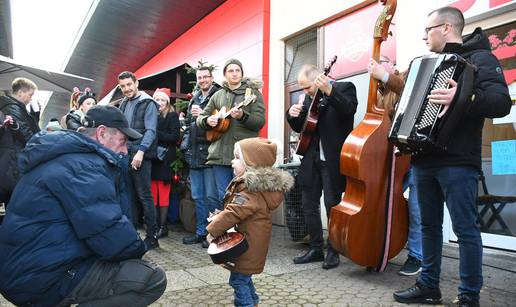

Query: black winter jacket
[286,81,358,193]
[151,111,181,181]
[181,84,221,169]
[412,27,512,170]
[0,95,39,203]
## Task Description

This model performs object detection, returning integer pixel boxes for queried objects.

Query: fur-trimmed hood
[241,167,294,210]
[222,77,263,94]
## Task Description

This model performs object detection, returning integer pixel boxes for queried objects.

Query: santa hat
[153,88,171,102]
[235,137,277,168]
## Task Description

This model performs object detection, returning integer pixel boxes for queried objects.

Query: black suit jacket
[286,81,358,194]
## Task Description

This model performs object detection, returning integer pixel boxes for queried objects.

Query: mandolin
[207,231,248,265]
[295,56,337,156]
[206,94,257,142]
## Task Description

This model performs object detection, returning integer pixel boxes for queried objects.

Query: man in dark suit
[286,64,358,269]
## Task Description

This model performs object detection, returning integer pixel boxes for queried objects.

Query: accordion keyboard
[418,65,455,130]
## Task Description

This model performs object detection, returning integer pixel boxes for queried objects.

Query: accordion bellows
[388,53,476,154]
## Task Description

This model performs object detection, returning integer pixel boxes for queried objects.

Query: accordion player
[388,53,476,154]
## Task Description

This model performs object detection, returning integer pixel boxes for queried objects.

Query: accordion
[388,53,475,153]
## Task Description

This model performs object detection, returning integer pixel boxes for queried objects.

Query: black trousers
[301,159,341,249]
[130,159,158,237]
[59,259,167,307]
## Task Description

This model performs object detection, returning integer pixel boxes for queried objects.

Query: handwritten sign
[491,140,516,175]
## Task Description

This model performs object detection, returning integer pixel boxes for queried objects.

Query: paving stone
[1,225,515,307]
[164,269,207,292]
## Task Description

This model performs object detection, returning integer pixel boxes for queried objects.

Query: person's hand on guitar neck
[314,73,333,96]
[229,108,243,120]
[289,94,305,118]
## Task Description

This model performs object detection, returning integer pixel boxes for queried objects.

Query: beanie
[153,88,171,102]
[77,91,97,107]
[237,137,277,168]
[223,58,243,75]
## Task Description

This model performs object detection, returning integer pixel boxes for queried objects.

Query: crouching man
[0,106,166,307]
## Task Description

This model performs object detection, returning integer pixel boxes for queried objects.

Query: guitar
[295,56,337,156]
[207,231,249,265]
[206,94,257,142]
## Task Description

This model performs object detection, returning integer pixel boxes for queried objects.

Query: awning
[99,63,196,105]
[0,55,93,93]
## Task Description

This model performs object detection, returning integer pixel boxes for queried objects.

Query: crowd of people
[0,6,512,307]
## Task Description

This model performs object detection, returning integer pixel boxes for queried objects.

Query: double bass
[329,0,409,271]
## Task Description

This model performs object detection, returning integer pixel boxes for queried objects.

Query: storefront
[134,0,515,250]
[268,0,515,250]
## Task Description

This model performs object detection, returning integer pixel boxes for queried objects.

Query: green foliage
[175,99,189,113]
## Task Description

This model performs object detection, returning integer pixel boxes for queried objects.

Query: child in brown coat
[207,137,294,307]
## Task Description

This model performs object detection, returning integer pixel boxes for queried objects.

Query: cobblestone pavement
[1,225,515,306]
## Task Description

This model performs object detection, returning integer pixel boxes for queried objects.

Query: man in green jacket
[197,58,265,207]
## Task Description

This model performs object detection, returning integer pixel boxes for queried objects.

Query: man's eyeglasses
[424,23,446,34]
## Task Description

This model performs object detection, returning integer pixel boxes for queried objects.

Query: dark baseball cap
[82,105,142,141]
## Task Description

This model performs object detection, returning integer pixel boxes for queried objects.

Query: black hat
[77,91,97,107]
[82,105,142,141]
[223,58,243,75]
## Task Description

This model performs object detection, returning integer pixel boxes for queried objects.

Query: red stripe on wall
[261,0,270,138]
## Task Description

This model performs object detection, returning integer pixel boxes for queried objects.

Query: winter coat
[64,109,85,130]
[0,131,146,307]
[207,167,294,275]
[181,84,221,169]
[119,92,159,160]
[197,78,266,166]
[151,111,180,181]
[0,95,40,203]
[412,27,512,170]
[379,70,406,120]
[286,81,358,194]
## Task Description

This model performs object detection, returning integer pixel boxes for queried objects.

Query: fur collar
[242,167,294,193]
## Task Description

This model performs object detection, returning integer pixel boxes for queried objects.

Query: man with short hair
[0,106,167,307]
[0,77,40,204]
[393,7,511,306]
[197,59,266,210]
[118,71,160,249]
[181,66,220,247]
[286,64,358,270]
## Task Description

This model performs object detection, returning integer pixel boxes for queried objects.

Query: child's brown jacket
[207,167,294,274]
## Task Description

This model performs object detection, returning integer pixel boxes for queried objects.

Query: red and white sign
[323,3,396,78]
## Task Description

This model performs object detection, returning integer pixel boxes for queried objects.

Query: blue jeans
[413,165,482,299]
[189,167,218,236]
[212,165,233,208]
[403,167,422,261]
[229,272,258,307]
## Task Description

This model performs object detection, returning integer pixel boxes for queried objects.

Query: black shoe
[201,240,210,248]
[457,294,480,307]
[182,234,206,245]
[322,246,340,269]
[293,249,324,264]
[156,226,168,238]
[144,236,159,250]
[398,255,422,276]
[393,282,442,305]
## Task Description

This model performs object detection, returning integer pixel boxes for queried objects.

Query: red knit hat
[236,137,277,168]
